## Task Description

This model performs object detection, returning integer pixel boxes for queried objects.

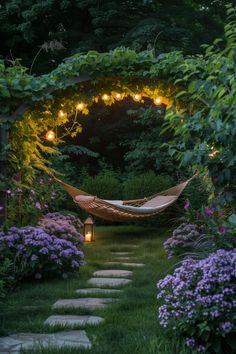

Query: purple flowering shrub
[0,226,84,280]
[40,212,83,230]
[6,176,65,227]
[39,212,84,246]
[157,249,236,353]
[164,223,214,259]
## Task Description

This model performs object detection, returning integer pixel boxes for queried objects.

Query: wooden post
[0,126,8,225]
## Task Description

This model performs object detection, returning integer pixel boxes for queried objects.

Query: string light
[114,93,123,101]
[102,94,109,101]
[209,147,219,159]
[133,94,141,102]
[46,130,56,142]
[58,110,67,118]
[76,102,85,111]
[154,97,162,105]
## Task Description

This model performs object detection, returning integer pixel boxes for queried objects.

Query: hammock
[51,173,197,222]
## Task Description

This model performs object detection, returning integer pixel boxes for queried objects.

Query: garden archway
[1,48,182,180]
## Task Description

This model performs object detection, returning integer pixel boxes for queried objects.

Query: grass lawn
[0,225,189,354]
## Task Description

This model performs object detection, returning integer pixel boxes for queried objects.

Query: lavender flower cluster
[41,212,83,229]
[39,212,84,244]
[157,249,236,353]
[0,225,84,279]
[163,223,208,258]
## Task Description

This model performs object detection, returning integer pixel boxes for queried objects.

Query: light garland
[133,93,142,102]
[46,130,56,142]
[102,94,109,101]
[114,92,123,101]
[58,110,67,118]
[76,102,85,111]
[154,97,162,105]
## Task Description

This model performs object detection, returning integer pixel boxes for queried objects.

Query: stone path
[88,277,132,287]
[52,297,118,310]
[76,288,122,295]
[0,244,144,352]
[105,262,145,267]
[0,330,91,353]
[93,269,133,277]
[45,315,104,326]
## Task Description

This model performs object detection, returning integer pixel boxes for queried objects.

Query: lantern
[45,130,56,142]
[83,216,95,242]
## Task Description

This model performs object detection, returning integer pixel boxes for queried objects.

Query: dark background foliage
[0,0,232,73]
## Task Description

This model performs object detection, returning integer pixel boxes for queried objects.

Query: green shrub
[81,172,122,200]
[0,258,15,299]
[182,175,211,211]
[123,172,174,200]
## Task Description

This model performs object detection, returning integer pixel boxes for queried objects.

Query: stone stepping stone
[52,298,117,310]
[115,257,134,261]
[93,269,133,277]
[88,277,132,287]
[111,252,132,255]
[105,262,145,267]
[45,315,103,327]
[76,288,122,295]
[0,330,91,352]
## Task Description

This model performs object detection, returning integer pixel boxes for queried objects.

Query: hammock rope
[50,173,197,222]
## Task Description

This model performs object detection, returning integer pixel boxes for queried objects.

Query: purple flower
[183,200,190,209]
[218,226,226,234]
[35,202,41,210]
[185,338,195,347]
[0,216,84,280]
[31,255,38,262]
[220,321,233,333]
[157,249,236,350]
[204,207,213,216]
[197,345,206,352]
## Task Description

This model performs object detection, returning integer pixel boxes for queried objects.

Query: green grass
[0,225,189,354]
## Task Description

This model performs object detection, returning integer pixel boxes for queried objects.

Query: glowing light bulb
[115,93,122,101]
[154,97,162,105]
[133,94,141,102]
[102,94,109,101]
[58,110,66,117]
[76,102,85,111]
[46,130,56,142]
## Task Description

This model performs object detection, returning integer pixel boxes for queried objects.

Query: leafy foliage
[81,172,122,200]
[0,0,227,73]
[123,171,173,200]
[164,5,236,203]
[123,106,178,174]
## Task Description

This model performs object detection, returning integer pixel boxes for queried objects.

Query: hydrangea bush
[163,223,214,259]
[0,226,84,280]
[39,212,84,244]
[157,249,236,353]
